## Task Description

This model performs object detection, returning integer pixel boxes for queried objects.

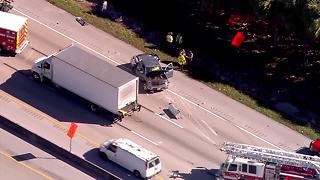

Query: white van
[99,138,161,178]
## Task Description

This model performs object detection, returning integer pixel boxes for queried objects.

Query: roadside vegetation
[47,0,319,139]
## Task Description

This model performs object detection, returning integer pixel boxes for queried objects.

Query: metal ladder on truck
[222,142,320,176]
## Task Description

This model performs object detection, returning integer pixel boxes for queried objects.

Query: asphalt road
[0,124,93,180]
[0,0,313,179]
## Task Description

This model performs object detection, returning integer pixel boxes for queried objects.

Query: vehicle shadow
[83,148,139,180]
[296,146,316,156]
[169,167,219,180]
[0,70,116,126]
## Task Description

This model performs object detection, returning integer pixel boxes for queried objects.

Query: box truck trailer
[31,45,141,121]
[0,11,29,53]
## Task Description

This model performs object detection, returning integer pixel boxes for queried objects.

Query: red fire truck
[217,142,320,180]
[0,11,29,54]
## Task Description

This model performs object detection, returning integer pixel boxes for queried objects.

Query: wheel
[90,104,97,112]
[133,170,141,178]
[99,151,108,160]
[32,72,41,81]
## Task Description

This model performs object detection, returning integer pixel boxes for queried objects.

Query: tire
[133,170,141,178]
[32,72,41,82]
[99,151,108,160]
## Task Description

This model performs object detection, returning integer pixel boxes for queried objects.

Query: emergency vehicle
[0,11,29,54]
[218,142,320,180]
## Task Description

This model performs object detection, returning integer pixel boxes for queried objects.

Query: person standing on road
[177,48,186,71]
[185,49,193,69]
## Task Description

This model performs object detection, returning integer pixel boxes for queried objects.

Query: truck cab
[31,56,53,82]
[130,54,173,92]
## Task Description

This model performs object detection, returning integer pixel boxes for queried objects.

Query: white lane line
[235,125,283,150]
[131,131,158,146]
[15,8,282,149]
[199,119,218,136]
[168,89,227,122]
[155,113,184,129]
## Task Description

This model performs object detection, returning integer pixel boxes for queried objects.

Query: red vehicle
[310,139,320,156]
[218,142,320,180]
[0,11,29,54]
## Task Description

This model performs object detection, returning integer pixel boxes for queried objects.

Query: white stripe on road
[155,113,184,129]
[167,89,227,122]
[131,131,158,146]
[236,125,283,150]
[14,8,282,149]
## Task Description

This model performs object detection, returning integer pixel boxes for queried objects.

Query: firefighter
[177,49,186,71]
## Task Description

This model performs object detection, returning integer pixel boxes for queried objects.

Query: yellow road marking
[0,152,53,180]
[0,90,99,147]
[155,175,165,180]
[0,90,167,179]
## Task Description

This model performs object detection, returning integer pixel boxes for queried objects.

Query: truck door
[42,61,52,79]
[163,63,173,78]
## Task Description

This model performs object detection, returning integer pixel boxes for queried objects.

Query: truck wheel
[32,72,41,81]
[99,151,108,160]
[133,170,141,178]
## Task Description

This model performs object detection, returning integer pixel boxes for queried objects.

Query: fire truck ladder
[222,142,320,175]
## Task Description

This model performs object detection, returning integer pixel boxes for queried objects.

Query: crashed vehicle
[130,54,173,92]
[310,139,320,156]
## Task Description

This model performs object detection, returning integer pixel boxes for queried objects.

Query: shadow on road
[169,167,218,180]
[83,148,139,180]
[0,69,117,126]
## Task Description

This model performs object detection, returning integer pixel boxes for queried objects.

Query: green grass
[47,0,319,140]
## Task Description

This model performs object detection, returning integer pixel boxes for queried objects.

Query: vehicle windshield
[146,66,161,73]
[147,157,160,169]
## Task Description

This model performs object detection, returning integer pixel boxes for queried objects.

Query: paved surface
[0,0,313,179]
[0,125,93,180]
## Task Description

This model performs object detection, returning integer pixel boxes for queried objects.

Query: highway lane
[0,0,312,179]
[12,0,310,152]
[0,124,93,180]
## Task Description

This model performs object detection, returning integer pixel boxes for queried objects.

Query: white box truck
[31,45,141,121]
[99,138,161,179]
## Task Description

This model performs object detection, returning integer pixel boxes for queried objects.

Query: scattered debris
[75,17,87,26]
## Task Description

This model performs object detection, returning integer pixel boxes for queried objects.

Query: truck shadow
[83,148,140,180]
[0,70,117,126]
[169,167,219,180]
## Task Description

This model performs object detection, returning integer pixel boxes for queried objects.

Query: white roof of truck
[113,138,158,162]
[0,11,27,32]
[54,45,138,88]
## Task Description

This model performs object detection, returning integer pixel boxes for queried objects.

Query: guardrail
[0,115,120,180]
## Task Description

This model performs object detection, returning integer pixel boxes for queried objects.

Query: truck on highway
[31,45,141,121]
[217,142,320,180]
[0,11,29,54]
[99,138,162,179]
[130,53,173,92]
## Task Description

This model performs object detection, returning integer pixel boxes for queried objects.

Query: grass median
[46,0,319,140]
